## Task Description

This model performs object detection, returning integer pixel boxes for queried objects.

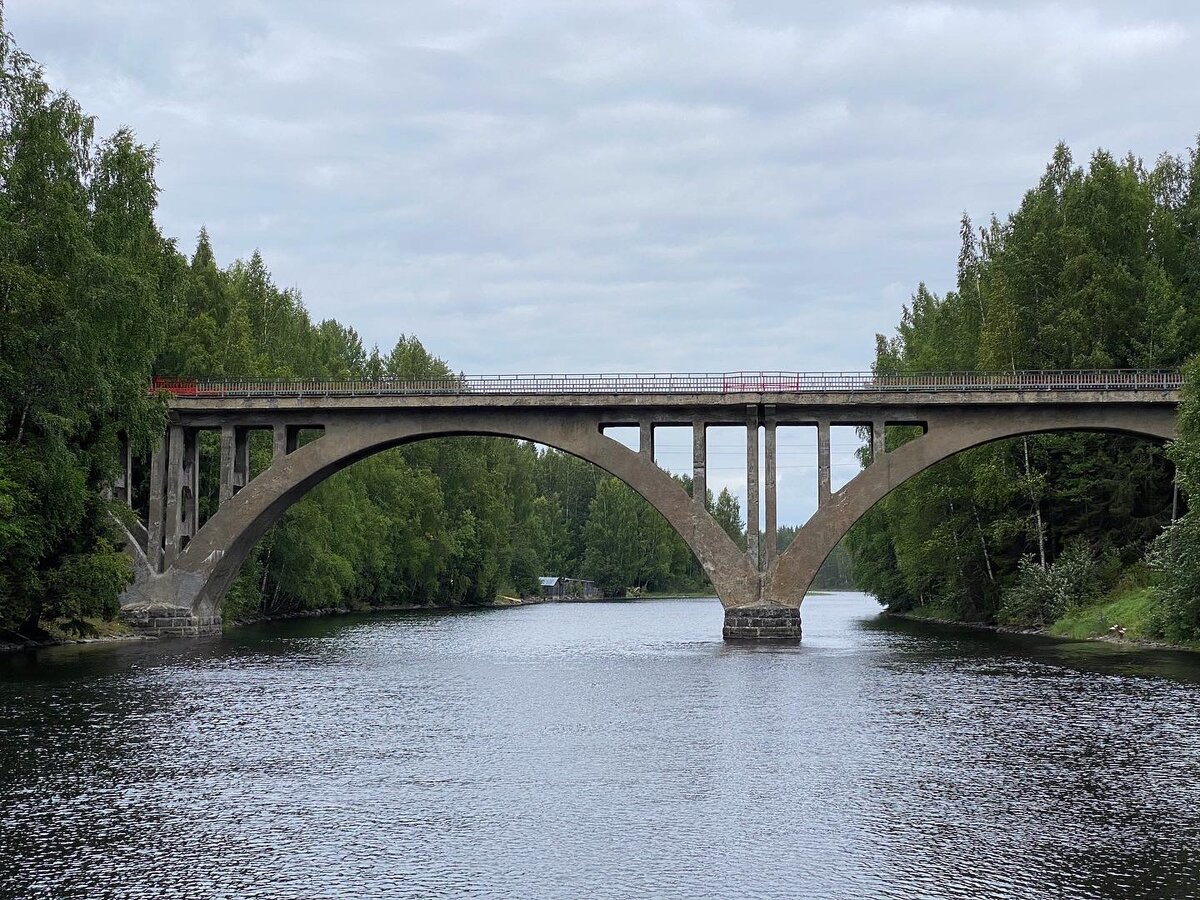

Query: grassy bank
[889,578,1200,653]
[899,601,968,624]
[1047,587,1159,641]
[0,616,138,653]
[1046,585,1200,651]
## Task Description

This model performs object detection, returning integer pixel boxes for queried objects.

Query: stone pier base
[121,604,222,638]
[723,606,802,642]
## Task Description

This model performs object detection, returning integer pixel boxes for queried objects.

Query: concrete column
[114,432,132,506]
[872,418,886,465]
[181,428,199,542]
[272,424,288,462]
[746,406,760,570]
[147,433,167,573]
[219,425,236,503]
[764,410,777,568]
[639,421,654,459]
[692,422,706,505]
[234,428,250,491]
[817,421,831,507]
[163,424,184,568]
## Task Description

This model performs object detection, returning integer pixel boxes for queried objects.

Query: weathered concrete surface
[165,386,1180,416]
[127,408,761,622]
[122,389,1180,642]
[122,603,221,638]
[723,606,802,641]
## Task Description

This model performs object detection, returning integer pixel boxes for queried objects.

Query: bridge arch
[763,405,1178,607]
[137,410,761,620]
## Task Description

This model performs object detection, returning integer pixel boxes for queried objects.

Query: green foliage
[1147,516,1200,642]
[998,541,1107,627]
[851,142,1195,632]
[1048,580,1161,643]
[578,475,709,596]
[42,541,131,624]
[711,488,745,550]
[1148,354,1200,642]
[0,22,165,634]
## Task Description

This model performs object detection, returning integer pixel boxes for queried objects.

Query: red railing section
[151,370,1183,398]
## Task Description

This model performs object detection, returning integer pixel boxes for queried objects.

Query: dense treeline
[0,24,753,637]
[850,142,1200,641]
[0,26,166,634]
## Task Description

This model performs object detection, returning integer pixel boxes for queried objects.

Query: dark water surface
[2,593,1200,899]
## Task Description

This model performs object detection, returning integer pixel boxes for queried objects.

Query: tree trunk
[972,503,995,583]
[1022,436,1048,568]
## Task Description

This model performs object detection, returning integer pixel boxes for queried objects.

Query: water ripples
[2,595,1199,898]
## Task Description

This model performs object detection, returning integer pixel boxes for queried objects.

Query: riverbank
[0,617,146,654]
[890,588,1200,653]
[0,594,571,654]
[1,590,735,652]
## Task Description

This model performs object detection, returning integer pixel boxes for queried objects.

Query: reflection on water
[2,593,1198,899]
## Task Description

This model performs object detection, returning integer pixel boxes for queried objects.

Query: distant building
[538,576,601,600]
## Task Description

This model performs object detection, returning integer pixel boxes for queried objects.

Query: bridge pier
[122,603,222,638]
[723,606,802,641]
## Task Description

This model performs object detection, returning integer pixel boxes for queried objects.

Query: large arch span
[121,409,761,623]
[764,404,1178,606]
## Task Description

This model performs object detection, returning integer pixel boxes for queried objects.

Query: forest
[848,142,1200,644]
[2,16,1200,645]
[0,23,753,639]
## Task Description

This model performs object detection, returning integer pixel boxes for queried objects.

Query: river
[1,593,1199,899]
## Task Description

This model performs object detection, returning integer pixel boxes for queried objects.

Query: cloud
[7,0,1198,521]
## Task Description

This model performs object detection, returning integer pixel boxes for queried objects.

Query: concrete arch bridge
[113,370,1181,641]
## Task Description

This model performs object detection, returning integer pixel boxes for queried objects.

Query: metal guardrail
[151,370,1184,398]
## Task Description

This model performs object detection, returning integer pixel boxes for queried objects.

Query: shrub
[998,541,1104,627]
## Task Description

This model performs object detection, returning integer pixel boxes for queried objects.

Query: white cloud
[6,0,1199,521]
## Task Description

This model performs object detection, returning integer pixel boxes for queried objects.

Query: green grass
[900,601,961,622]
[43,616,134,641]
[1048,587,1160,642]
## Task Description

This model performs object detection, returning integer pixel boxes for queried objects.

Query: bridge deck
[158,370,1182,416]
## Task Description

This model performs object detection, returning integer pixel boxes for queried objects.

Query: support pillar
[113,432,132,506]
[817,421,831,507]
[723,606,802,641]
[180,428,199,545]
[692,422,706,505]
[764,409,777,568]
[746,406,760,570]
[639,421,654,459]
[234,427,250,491]
[219,425,236,503]
[219,425,251,502]
[147,433,167,573]
[272,424,288,462]
[163,425,184,569]
[872,418,886,465]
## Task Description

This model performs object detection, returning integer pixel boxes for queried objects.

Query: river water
[2,593,1199,899]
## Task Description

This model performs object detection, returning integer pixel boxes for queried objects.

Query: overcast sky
[8,1,1199,524]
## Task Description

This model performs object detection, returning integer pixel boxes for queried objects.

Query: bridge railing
[151,370,1183,398]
